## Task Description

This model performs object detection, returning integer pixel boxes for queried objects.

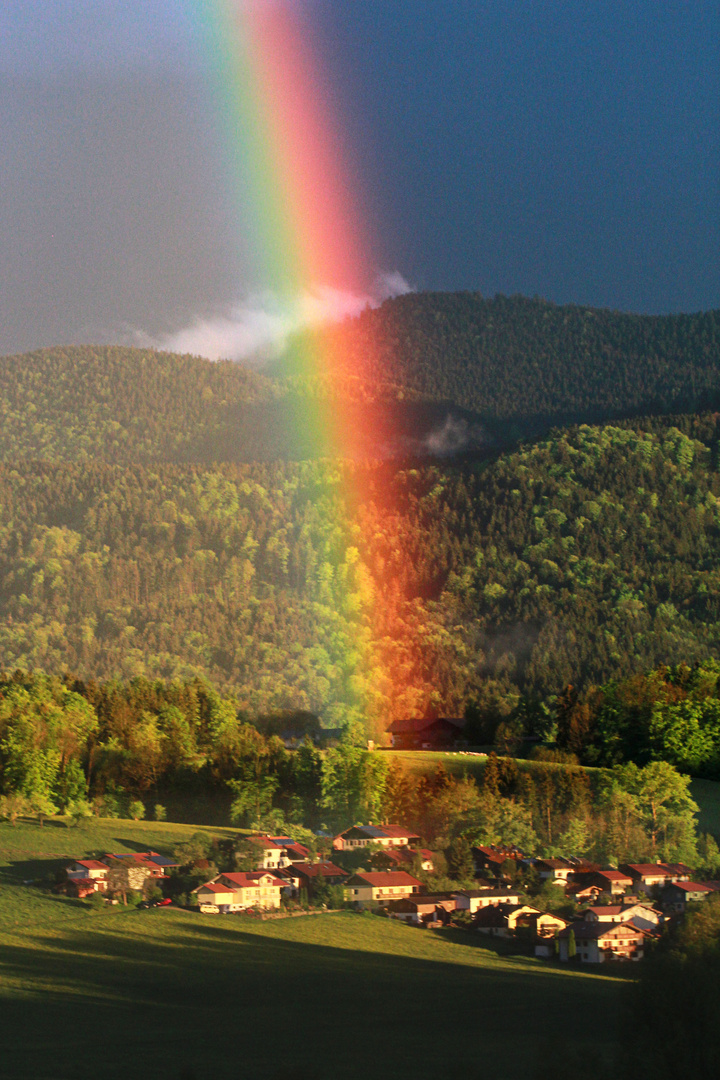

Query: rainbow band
[196,1,425,734]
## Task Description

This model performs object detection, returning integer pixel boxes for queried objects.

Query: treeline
[0,670,710,871]
[5,294,720,467]
[296,292,720,430]
[554,660,720,778]
[2,414,720,724]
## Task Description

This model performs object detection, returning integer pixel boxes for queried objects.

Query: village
[61,821,720,964]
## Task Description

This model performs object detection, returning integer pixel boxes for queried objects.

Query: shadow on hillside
[0,912,621,1080]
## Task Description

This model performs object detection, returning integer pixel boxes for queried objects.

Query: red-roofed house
[66,860,109,893]
[574,870,633,897]
[661,881,714,912]
[620,863,678,890]
[453,887,522,913]
[333,825,421,851]
[344,871,422,909]
[369,847,435,873]
[195,871,285,912]
[584,903,662,930]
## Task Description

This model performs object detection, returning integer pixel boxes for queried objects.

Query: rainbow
[197,1,431,734]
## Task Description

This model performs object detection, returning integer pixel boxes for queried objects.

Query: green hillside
[300,292,720,430]
[0,815,622,1080]
[1,413,720,727]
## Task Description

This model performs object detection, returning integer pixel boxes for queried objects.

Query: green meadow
[0,817,624,1080]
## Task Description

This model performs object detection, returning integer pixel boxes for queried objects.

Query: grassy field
[0,817,625,1080]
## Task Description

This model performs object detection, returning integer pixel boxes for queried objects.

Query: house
[194,881,238,913]
[386,716,465,750]
[582,869,634,896]
[535,858,575,885]
[369,847,435,873]
[282,841,311,863]
[65,860,109,893]
[472,845,524,876]
[387,894,457,927]
[661,881,714,913]
[332,824,421,851]
[620,863,685,891]
[565,881,603,903]
[473,904,541,938]
[583,903,662,931]
[102,852,178,878]
[291,861,348,894]
[246,835,289,869]
[558,921,645,963]
[195,871,285,913]
[101,853,176,897]
[521,911,569,939]
[344,871,422,909]
[453,887,523,913]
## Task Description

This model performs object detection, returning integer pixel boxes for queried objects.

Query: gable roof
[72,860,108,871]
[386,716,465,735]
[663,881,713,894]
[346,871,422,888]
[292,861,347,879]
[219,871,284,888]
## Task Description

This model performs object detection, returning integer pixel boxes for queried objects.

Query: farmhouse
[453,887,522,913]
[583,903,662,930]
[619,863,689,890]
[369,847,434,872]
[386,716,465,749]
[472,845,524,876]
[558,921,645,963]
[195,871,285,913]
[581,869,634,896]
[661,881,714,912]
[473,904,541,938]
[535,858,575,884]
[333,824,421,851]
[291,861,348,891]
[65,860,109,894]
[344,871,422,908]
[388,894,457,927]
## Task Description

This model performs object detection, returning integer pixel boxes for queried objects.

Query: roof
[195,882,233,894]
[622,863,671,877]
[219,872,284,887]
[663,881,713,894]
[293,861,347,879]
[247,834,286,850]
[536,858,574,870]
[73,860,108,871]
[454,888,522,899]
[346,871,422,888]
[386,716,465,735]
[586,905,624,916]
[283,842,310,859]
[592,870,633,882]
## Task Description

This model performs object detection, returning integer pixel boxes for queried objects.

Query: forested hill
[291,293,720,432]
[4,294,720,464]
[2,412,720,731]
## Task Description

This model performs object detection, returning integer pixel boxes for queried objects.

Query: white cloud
[131,273,414,364]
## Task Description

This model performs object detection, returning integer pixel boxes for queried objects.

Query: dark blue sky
[1,0,719,356]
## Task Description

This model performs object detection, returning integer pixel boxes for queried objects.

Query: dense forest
[1,416,720,728]
[290,292,720,432]
[2,294,720,737]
